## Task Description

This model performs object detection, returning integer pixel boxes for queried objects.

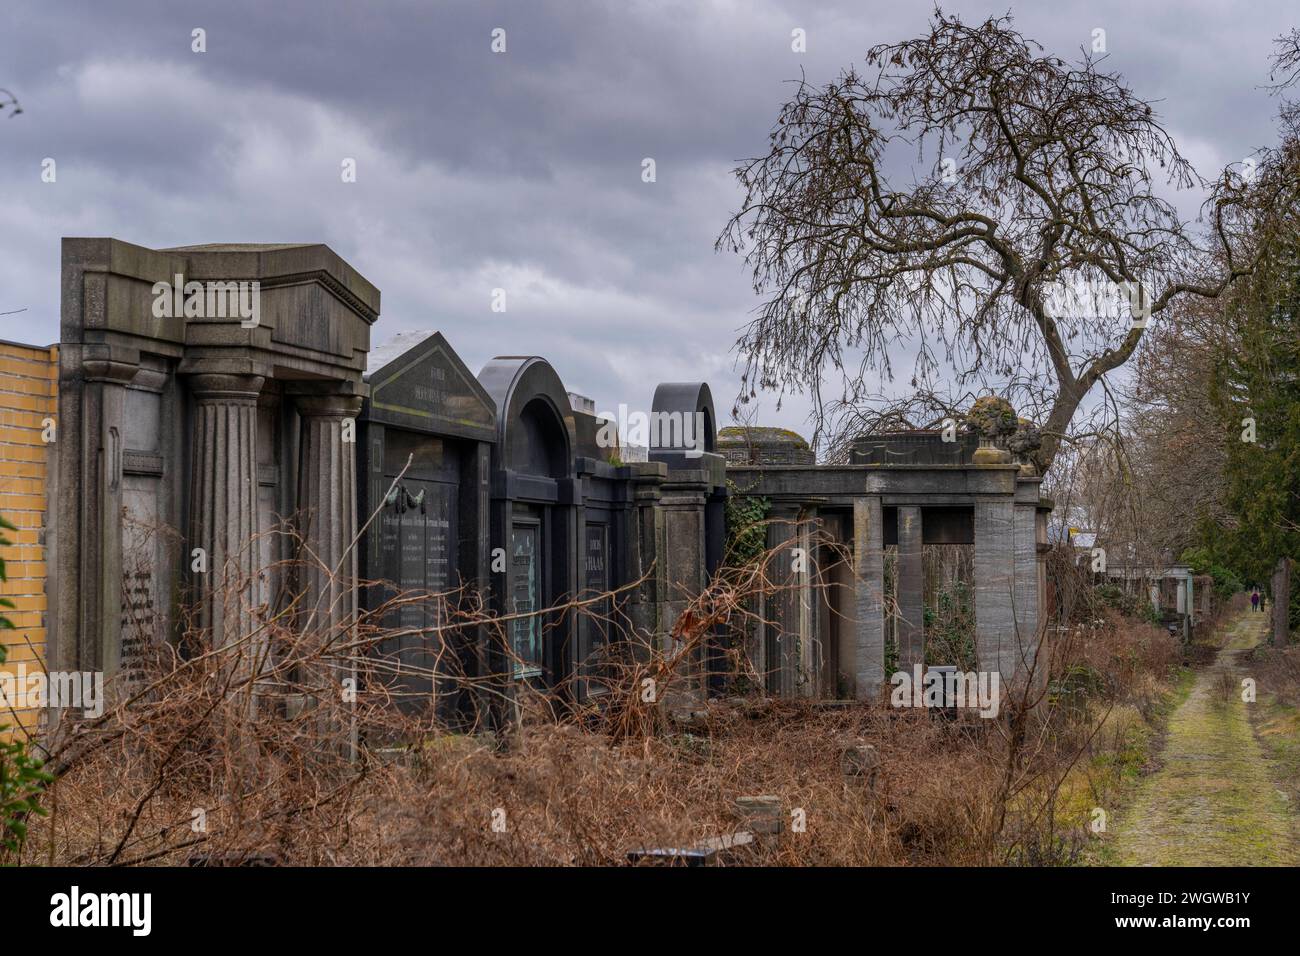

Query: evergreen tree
[1208,229,1300,632]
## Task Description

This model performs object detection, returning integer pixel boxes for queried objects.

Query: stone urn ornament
[966,396,1017,464]
[1007,418,1043,476]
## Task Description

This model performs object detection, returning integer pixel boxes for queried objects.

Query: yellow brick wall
[0,340,57,737]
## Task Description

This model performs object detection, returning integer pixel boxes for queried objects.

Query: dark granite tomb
[358,330,496,722]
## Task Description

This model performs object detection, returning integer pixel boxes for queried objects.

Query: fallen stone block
[734,795,783,835]
[839,739,880,791]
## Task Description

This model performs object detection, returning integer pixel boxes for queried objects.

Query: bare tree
[718,10,1294,472]
[0,88,20,119]
[1271,27,1300,95]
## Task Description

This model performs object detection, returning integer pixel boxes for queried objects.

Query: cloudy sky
[1,0,1294,438]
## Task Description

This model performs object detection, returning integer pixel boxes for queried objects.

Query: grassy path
[1101,612,1300,866]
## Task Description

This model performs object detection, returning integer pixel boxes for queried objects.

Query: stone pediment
[166,242,380,322]
[364,330,496,443]
[167,243,378,371]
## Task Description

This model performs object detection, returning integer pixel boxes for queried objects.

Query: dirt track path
[1104,612,1300,866]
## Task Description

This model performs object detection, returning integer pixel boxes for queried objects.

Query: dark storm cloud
[0,1,1294,433]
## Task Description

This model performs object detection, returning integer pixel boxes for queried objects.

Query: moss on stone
[717,425,809,450]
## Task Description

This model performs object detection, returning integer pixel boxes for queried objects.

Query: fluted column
[295,392,363,636]
[295,390,363,759]
[187,373,264,648]
[292,390,358,749]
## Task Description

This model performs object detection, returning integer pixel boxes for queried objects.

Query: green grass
[1056,668,1194,854]
[1096,614,1300,866]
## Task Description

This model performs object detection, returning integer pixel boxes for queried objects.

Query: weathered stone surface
[725,421,1048,699]
[364,330,495,442]
[52,238,377,686]
[974,498,1016,683]
[1013,480,1043,675]
[187,373,263,647]
[896,505,924,672]
[765,505,801,697]
[718,426,813,465]
[734,795,783,835]
[839,739,880,787]
[853,496,886,699]
[852,429,978,465]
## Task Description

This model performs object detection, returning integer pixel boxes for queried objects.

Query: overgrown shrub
[722,484,768,568]
[924,581,976,670]
[0,513,54,864]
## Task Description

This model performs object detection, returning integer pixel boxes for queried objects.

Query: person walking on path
[1251,588,1262,612]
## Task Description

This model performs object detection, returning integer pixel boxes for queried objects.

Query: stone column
[295,390,363,640]
[765,504,800,697]
[294,388,363,755]
[852,496,885,700]
[627,466,666,661]
[974,498,1017,684]
[461,441,493,726]
[555,481,581,688]
[796,515,817,698]
[896,505,924,672]
[659,472,708,708]
[72,353,140,675]
[187,373,264,649]
[1013,491,1042,672]
[704,491,728,696]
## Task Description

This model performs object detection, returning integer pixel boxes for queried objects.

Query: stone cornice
[259,270,379,324]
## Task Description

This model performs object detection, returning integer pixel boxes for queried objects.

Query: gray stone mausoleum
[727,428,1051,699]
[43,236,1051,727]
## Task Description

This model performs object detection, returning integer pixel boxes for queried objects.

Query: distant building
[1068,530,1097,550]
[1104,563,1214,640]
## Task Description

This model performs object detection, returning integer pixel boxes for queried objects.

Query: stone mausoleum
[1,236,1054,734]
[724,426,1052,699]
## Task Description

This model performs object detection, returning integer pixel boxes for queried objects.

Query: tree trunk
[1033,380,1088,475]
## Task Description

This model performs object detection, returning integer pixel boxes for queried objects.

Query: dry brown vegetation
[6,517,1194,868]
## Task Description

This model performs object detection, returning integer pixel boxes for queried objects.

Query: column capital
[82,359,140,385]
[187,373,265,404]
[79,343,142,385]
[294,392,364,419]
